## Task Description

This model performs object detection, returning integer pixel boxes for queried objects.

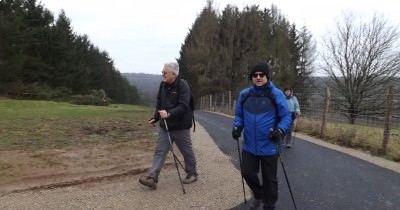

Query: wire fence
[197,85,400,159]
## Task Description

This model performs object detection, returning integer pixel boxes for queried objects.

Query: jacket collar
[251,81,274,91]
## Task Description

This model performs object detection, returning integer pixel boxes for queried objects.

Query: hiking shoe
[182,174,197,184]
[139,176,157,190]
[250,198,262,209]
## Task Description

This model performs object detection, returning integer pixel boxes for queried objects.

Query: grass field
[297,117,400,162]
[0,99,162,189]
[0,99,155,150]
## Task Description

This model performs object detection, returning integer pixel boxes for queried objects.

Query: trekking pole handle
[163,118,169,132]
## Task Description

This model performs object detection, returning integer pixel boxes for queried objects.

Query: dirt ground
[0,136,162,195]
[0,123,249,210]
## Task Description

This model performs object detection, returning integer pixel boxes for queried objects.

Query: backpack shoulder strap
[240,89,252,107]
[240,87,280,128]
[241,88,276,107]
[240,88,278,116]
[176,78,196,132]
[157,81,164,105]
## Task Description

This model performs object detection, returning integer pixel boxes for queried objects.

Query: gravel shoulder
[0,123,251,210]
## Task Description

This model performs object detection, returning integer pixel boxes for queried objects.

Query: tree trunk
[381,85,394,155]
[320,87,330,138]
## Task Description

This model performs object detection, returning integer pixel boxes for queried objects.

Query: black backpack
[179,78,195,112]
[158,78,196,132]
[178,78,196,132]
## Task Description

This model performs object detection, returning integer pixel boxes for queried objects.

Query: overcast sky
[39,0,399,75]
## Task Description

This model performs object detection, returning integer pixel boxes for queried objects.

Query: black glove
[232,127,243,140]
[269,128,284,143]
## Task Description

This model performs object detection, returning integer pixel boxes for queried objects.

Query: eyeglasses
[162,71,170,75]
[252,73,266,78]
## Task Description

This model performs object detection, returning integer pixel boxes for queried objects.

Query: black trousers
[242,150,278,209]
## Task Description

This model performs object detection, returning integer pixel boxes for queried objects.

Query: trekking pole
[159,119,185,170]
[292,114,300,145]
[292,120,297,145]
[163,119,186,194]
[276,144,297,210]
[235,137,247,204]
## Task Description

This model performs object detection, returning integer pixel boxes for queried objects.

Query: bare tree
[321,12,400,124]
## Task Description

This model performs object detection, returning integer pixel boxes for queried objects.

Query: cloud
[40,0,400,74]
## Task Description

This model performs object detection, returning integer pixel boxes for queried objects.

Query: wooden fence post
[209,94,212,111]
[320,87,330,138]
[213,94,217,112]
[381,85,394,155]
[222,92,225,112]
[202,96,204,110]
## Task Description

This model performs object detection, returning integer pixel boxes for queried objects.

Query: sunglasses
[252,73,266,78]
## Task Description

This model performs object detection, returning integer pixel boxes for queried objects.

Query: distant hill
[123,73,162,106]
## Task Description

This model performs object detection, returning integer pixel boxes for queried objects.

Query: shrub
[70,95,108,106]
[297,118,321,136]
[335,128,356,147]
[70,89,110,106]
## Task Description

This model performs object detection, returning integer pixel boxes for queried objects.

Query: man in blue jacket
[232,62,292,210]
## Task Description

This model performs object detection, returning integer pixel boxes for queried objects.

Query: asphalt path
[195,111,400,210]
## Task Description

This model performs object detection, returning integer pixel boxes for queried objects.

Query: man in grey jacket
[139,62,197,190]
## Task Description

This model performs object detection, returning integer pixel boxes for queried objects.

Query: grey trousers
[284,124,294,145]
[284,119,297,145]
[148,128,197,180]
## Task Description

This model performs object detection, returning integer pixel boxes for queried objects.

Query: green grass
[0,161,12,171]
[0,99,145,118]
[0,99,156,150]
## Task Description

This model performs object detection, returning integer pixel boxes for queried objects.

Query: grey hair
[164,62,179,76]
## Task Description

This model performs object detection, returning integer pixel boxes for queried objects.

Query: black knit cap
[249,62,271,80]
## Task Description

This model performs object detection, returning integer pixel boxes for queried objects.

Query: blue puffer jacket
[233,82,292,156]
